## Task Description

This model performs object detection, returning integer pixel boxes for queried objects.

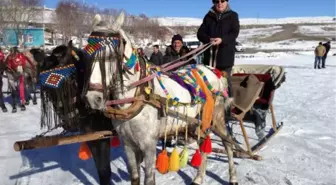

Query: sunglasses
[214,0,227,4]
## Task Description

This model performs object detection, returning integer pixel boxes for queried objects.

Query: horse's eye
[96,96,102,103]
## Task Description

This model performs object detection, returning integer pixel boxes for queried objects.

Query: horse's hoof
[229,182,238,185]
[12,108,17,113]
[190,183,200,185]
[33,100,37,105]
[21,105,26,111]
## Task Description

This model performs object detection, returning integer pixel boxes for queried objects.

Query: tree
[54,0,98,47]
[0,0,43,47]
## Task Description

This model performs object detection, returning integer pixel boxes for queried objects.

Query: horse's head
[33,41,90,130]
[84,11,140,111]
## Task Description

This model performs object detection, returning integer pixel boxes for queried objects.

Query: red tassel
[200,135,212,154]
[135,62,140,71]
[110,136,121,147]
[213,68,222,79]
[190,149,202,167]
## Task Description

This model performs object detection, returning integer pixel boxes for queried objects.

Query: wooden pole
[13,131,114,152]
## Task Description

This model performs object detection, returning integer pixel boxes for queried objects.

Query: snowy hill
[154,16,335,26]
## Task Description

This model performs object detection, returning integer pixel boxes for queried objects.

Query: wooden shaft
[13,131,114,152]
[238,119,252,154]
[270,104,277,131]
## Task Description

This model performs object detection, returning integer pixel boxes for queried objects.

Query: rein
[127,43,213,90]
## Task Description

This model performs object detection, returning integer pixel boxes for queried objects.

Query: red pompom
[110,136,121,147]
[190,149,202,167]
[200,135,212,154]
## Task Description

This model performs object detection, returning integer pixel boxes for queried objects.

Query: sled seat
[232,73,275,110]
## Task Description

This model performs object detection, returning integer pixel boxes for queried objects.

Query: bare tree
[1,0,43,47]
[54,0,98,47]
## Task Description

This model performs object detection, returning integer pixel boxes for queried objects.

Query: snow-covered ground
[1,49,335,185]
[238,26,283,42]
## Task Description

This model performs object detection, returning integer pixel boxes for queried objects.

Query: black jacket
[149,51,163,66]
[197,7,240,69]
[163,45,196,68]
[323,43,331,58]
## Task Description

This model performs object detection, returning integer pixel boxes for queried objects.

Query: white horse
[85,12,238,185]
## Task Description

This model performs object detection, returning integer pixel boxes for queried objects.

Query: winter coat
[197,6,240,70]
[323,43,331,58]
[149,51,163,66]
[163,45,196,69]
[315,45,326,57]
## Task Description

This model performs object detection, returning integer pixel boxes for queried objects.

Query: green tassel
[179,146,189,168]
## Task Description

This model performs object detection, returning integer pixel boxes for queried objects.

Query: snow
[1,49,336,185]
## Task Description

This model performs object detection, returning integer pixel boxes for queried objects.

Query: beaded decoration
[83,35,138,69]
[83,36,119,56]
[40,64,76,88]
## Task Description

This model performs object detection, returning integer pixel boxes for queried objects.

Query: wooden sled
[228,64,286,155]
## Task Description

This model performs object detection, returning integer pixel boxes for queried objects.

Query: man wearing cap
[197,0,240,98]
[162,34,196,67]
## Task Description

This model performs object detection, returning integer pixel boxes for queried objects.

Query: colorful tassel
[190,149,202,167]
[200,135,212,154]
[156,149,169,174]
[179,146,189,168]
[135,62,140,71]
[78,142,92,160]
[110,136,121,147]
[169,147,180,172]
[213,68,222,79]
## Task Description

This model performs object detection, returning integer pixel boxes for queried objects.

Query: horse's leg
[211,105,238,185]
[123,142,141,185]
[32,79,37,105]
[191,147,208,185]
[140,140,157,185]
[8,77,18,113]
[86,138,112,185]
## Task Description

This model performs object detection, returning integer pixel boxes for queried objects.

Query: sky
[43,0,335,18]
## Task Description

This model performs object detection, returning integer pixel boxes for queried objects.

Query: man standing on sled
[197,0,240,99]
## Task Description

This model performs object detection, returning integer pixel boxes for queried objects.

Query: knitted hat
[171,34,183,44]
[212,0,228,3]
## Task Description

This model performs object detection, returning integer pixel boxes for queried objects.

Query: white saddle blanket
[152,65,227,104]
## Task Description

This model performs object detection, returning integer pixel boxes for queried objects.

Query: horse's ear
[67,40,73,48]
[92,14,102,30]
[112,11,125,31]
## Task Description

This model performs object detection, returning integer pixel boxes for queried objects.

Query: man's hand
[210,38,222,45]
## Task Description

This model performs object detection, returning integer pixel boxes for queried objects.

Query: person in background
[137,47,149,61]
[163,34,196,67]
[197,0,240,98]
[149,44,163,66]
[314,42,326,69]
[322,41,331,68]
[0,47,7,112]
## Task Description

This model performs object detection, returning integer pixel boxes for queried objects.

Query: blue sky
[44,0,335,18]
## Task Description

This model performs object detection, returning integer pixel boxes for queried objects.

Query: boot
[12,106,17,113]
[1,104,7,113]
[20,104,26,111]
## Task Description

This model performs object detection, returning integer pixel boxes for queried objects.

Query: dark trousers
[322,56,327,68]
[0,72,4,106]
